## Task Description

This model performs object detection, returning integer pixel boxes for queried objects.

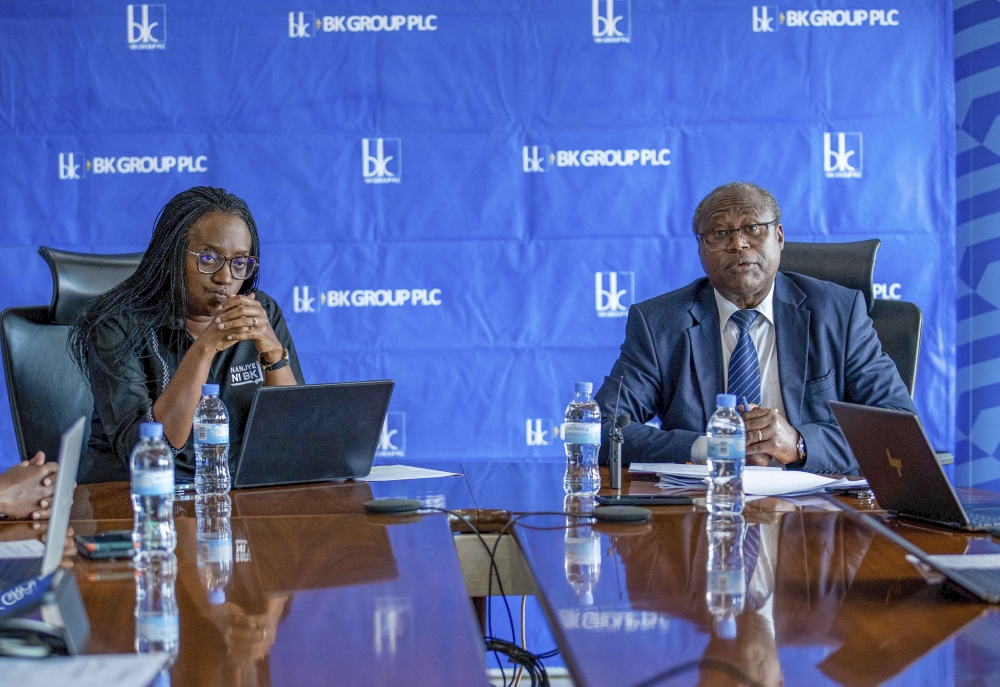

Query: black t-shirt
[81,291,304,483]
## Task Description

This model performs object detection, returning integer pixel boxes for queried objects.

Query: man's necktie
[727,309,761,406]
[743,522,761,609]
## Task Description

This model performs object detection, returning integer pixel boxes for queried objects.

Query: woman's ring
[252,316,258,329]
[757,429,763,443]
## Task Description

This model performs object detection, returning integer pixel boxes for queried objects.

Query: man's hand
[741,404,801,465]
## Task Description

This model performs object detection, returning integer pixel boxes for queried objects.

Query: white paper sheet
[358,465,461,482]
[922,554,1000,570]
[630,463,699,474]
[0,538,45,559]
[742,467,839,496]
[0,654,169,687]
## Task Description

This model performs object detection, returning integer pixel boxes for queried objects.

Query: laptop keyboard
[965,508,1000,527]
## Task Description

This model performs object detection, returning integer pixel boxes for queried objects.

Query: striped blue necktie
[727,309,761,406]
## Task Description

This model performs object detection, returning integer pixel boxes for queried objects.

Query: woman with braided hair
[70,186,303,483]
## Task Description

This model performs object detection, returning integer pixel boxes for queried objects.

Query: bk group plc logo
[127,5,166,49]
[823,132,862,179]
[522,145,670,172]
[288,11,438,37]
[377,412,406,457]
[363,138,402,184]
[753,6,900,31]
[59,152,207,180]
[595,272,633,318]
[292,286,441,312]
[592,0,630,43]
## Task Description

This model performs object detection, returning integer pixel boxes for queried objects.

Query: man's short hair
[691,182,782,234]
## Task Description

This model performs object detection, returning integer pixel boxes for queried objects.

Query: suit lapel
[688,282,723,426]
[774,273,810,427]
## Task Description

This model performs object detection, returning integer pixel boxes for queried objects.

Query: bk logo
[377,412,406,456]
[595,272,633,318]
[591,0,631,43]
[823,132,863,179]
[58,153,87,180]
[522,146,550,173]
[288,11,316,38]
[752,6,780,32]
[127,5,166,49]
[363,138,402,183]
[526,419,560,447]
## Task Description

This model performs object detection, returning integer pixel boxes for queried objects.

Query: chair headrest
[779,239,880,313]
[39,247,144,324]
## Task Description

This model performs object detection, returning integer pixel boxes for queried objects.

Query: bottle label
[563,422,600,444]
[198,538,234,564]
[194,423,229,445]
[137,614,180,643]
[133,469,174,496]
[708,436,745,460]
[707,569,746,594]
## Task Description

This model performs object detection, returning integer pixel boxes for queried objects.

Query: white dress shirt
[691,283,785,461]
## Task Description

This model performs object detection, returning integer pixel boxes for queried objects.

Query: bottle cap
[715,616,737,640]
[716,394,737,408]
[208,590,226,605]
[575,382,593,394]
[139,422,163,439]
[202,384,220,396]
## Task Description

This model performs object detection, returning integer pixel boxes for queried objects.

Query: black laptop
[830,401,1000,532]
[232,381,394,489]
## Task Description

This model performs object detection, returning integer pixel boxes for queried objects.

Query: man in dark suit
[595,182,916,474]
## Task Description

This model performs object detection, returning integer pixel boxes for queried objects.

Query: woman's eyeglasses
[187,249,259,280]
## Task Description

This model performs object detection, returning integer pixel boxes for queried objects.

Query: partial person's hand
[0,452,58,519]
[214,293,283,361]
[741,404,801,465]
[41,525,77,559]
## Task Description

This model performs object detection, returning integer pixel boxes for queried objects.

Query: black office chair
[779,239,880,312]
[0,247,142,463]
[869,299,922,397]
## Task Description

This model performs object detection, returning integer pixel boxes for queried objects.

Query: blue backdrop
[0,1,955,471]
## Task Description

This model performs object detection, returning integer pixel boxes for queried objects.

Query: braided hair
[70,186,261,376]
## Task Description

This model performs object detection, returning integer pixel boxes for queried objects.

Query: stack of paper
[648,464,868,498]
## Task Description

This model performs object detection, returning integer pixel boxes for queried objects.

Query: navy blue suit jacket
[594,272,916,475]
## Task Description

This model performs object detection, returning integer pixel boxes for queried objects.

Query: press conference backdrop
[0,2,955,473]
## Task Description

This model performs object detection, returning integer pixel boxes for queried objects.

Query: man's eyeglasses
[187,249,259,280]
[696,220,779,252]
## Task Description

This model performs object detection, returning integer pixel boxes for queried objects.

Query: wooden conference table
[11,462,1000,686]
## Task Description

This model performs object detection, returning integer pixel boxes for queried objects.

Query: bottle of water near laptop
[196,494,233,605]
[130,422,176,554]
[135,551,179,678]
[705,514,746,639]
[563,382,601,496]
[707,394,746,515]
[194,384,231,495]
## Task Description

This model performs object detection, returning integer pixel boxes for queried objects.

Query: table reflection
[135,551,179,686]
[519,509,994,687]
[196,495,233,605]
[565,495,600,606]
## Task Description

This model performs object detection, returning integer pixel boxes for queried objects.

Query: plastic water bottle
[194,384,230,495]
[135,551,180,658]
[563,382,601,495]
[707,394,746,515]
[705,514,746,639]
[196,494,233,605]
[131,422,176,553]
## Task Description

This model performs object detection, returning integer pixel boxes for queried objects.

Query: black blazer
[594,272,916,475]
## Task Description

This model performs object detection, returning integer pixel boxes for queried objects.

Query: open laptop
[823,494,1000,604]
[830,401,1000,532]
[233,381,394,489]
